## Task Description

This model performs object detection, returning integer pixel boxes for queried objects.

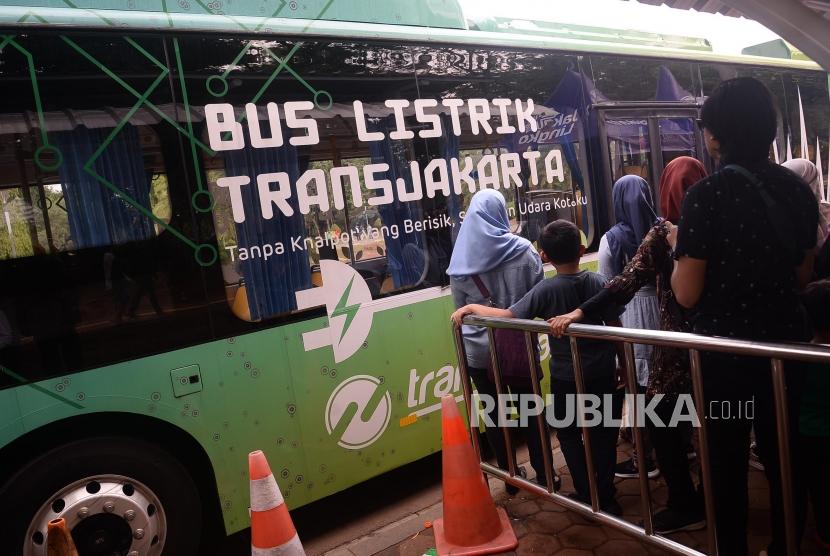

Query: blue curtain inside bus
[545,68,610,240]
[54,124,155,249]
[441,114,462,243]
[656,65,695,102]
[222,142,311,320]
[503,68,604,239]
[367,116,425,289]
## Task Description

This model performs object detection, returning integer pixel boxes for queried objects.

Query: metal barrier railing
[452,316,830,556]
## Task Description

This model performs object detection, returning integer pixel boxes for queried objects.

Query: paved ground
[203,451,444,555]
[206,436,825,556]
[324,438,825,556]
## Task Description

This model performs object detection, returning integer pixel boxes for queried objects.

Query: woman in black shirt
[670,77,818,556]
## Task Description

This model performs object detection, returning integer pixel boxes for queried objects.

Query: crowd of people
[449,77,829,555]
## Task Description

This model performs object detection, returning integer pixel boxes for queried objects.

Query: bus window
[607,118,654,184]
[0,123,180,382]
[182,37,440,323]
[659,118,697,165]
[304,160,351,265]
[697,63,830,163]
[456,147,512,228]
[698,63,791,157]
[778,69,830,161]
[411,45,595,247]
[588,56,697,103]
[521,143,588,242]
[0,129,171,261]
[340,157,389,263]
[0,33,209,385]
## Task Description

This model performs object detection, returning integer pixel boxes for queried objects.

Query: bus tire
[0,435,202,556]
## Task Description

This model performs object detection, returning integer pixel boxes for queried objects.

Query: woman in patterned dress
[549,156,708,534]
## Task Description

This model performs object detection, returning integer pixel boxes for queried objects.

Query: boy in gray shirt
[453,220,624,515]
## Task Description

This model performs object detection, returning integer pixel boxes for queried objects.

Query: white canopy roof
[632,0,830,69]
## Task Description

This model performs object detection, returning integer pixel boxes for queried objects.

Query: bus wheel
[1,436,202,556]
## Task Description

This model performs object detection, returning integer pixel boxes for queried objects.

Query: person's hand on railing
[451,306,474,326]
[451,304,514,326]
[548,308,584,338]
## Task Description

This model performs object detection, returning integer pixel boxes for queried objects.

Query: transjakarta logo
[296,260,373,363]
[325,375,391,449]
[325,365,463,450]
[408,365,461,408]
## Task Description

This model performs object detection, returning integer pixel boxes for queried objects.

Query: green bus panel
[0,256,592,535]
[0,289,465,533]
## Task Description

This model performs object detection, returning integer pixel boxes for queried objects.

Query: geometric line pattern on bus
[0,1,336,399]
[2,0,337,267]
[0,364,85,409]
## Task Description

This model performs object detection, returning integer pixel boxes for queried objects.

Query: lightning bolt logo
[330,276,361,342]
[296,260,373,362]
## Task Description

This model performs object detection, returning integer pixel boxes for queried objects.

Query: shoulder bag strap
[722,164,799,264]
[470,275,495,307]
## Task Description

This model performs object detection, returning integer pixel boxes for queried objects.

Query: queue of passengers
[449,76,830,556]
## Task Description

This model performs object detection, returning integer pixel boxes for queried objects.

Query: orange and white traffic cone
[249,450,305,556]
[433,395,518,555]
[46,518,79,556]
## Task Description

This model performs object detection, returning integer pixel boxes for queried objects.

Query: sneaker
[652,507,706,534]
[615,457,660,479]
[534,473,562,493]
[749,442,764,471]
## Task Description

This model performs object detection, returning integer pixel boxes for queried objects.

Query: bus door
[596,104,703,220]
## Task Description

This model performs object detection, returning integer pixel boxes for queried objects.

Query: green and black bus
[0,1,827,554]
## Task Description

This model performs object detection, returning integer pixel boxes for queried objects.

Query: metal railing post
[770,358,797,556]
[569,336,600,512]
[455,315,830,556]
[487,328,517,478]
[525,331,555,493]
[452,322,481,462]
[622,342,654,535]
[689,348,718,555]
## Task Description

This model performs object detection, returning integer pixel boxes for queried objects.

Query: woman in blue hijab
[598,174,660,478]
[448,189,554,492]
[447,189,533,276]
[603,175,658,277]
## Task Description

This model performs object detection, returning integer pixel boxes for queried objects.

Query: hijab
[446,189,533,277]
[605,175,657,276]
[782,158,830,247]
[659,156,708,222]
